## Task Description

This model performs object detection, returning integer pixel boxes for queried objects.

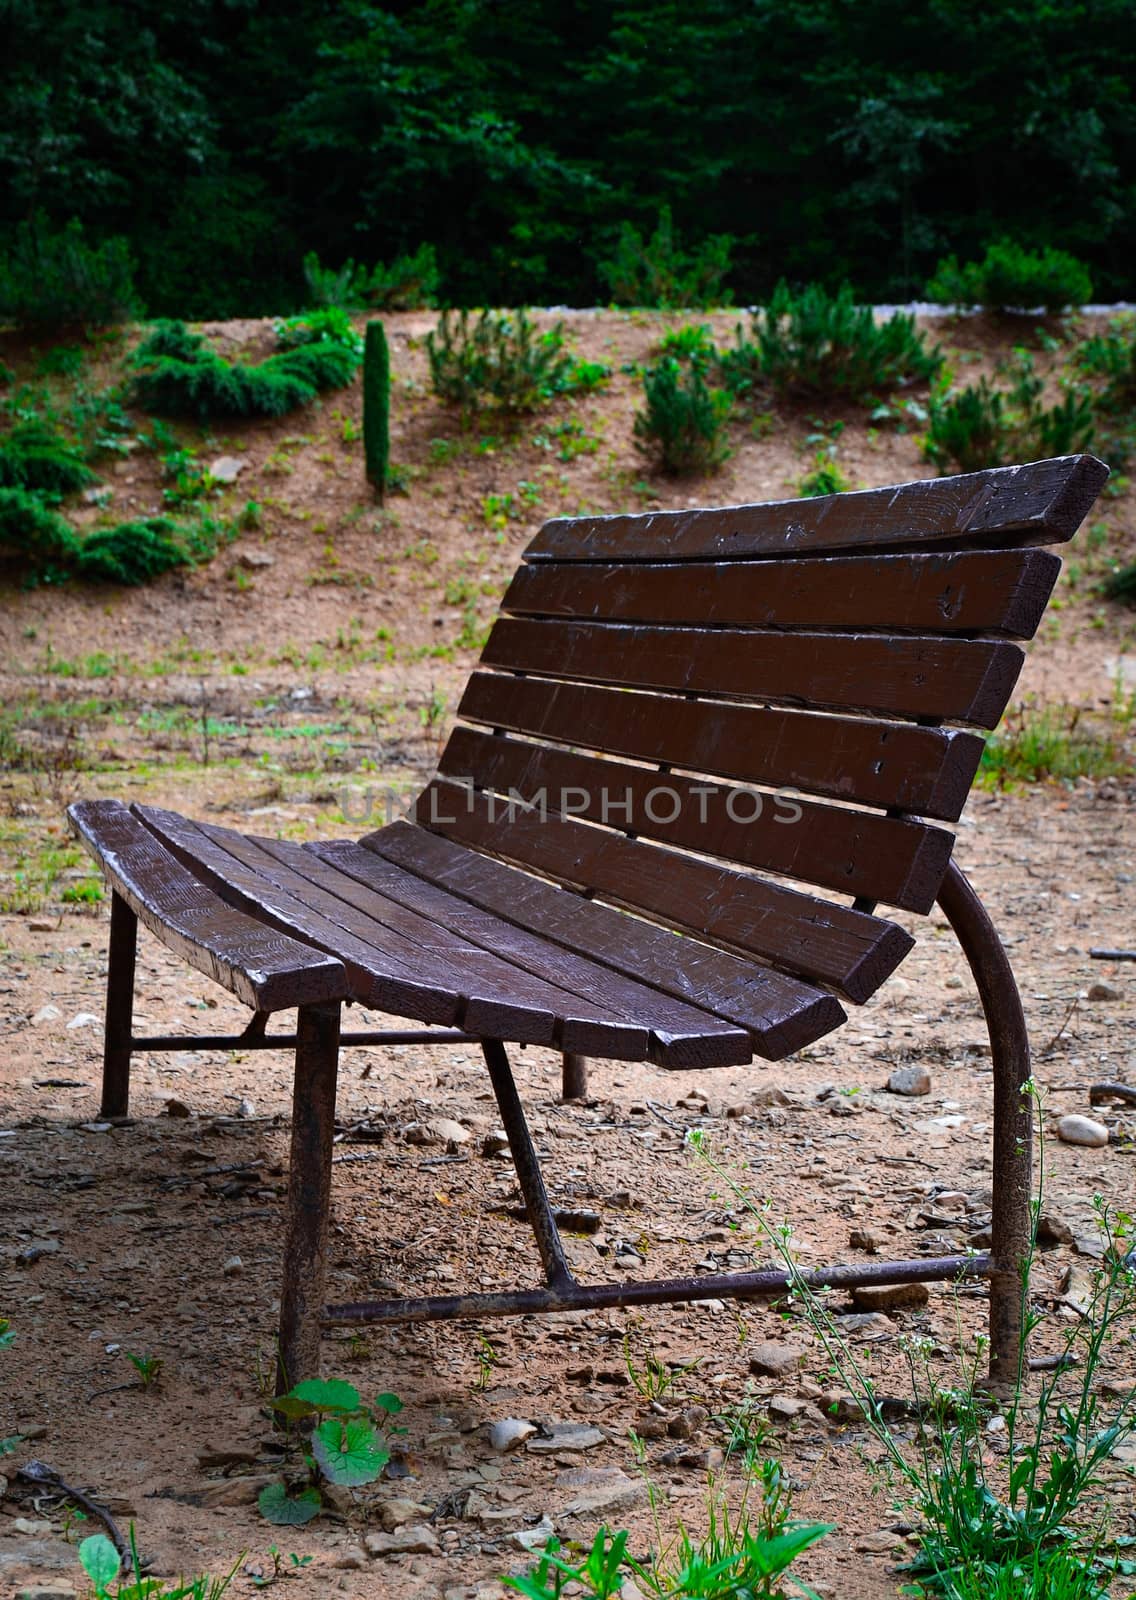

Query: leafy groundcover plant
[259,1378,403,1526]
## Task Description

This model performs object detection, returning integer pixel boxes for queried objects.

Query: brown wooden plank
[503,548,1061,639]
[438,727,953,912]
[134,804,558,1042]
[480,619,1022,729]
[524,455,1108,562]
[458,672,985,821]
[303,839,750,1068]
[410,781,913,1004]
[362,820,848,1060]
[68,800,347,1012]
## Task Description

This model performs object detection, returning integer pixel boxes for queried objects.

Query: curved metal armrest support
[937,859,1032,1389]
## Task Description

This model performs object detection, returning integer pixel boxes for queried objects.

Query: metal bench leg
[100,891,137,1120]
[561,1053,588,1101]
[278,1000,341,1394]
[937,861,1032,1392]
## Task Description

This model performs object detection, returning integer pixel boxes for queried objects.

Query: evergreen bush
[427,309,574,416]
[0,486,79,576]
[721,281,941,402]
[130,320,359,420]
[598,206,734,308]
[924,353,1095,473]
[75,518,188,585]
[633,357,731,474]
[1075,318,1136,414]
[363,321,390,501]
[302,244,440,310]
[274,307,362,356]
[925,239,1092,313]
[0,421,97,494]
[0,213,140,331]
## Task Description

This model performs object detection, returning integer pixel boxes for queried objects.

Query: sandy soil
[1,309,1135,1599]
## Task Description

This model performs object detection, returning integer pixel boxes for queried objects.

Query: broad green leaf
[0,1434,22,1456]
[374,1391,403,1417]
[312,1417,390,1486]
[79,1533,121,1592]
[257,1481,322,1526]
[288,1378,361,1413]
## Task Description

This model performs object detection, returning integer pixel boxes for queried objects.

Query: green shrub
[427,309,573,416]
[363,321,390,501]
[273,307,362,357]
[597,205,734,308]
[658,322,718,368]
[1103,561,1136,602]
[1075,318,1136,414]
[0,212,140,331]
[798,457,849,497]
[720,281,941,403]
[302,243,440,310]
[0,421,97,494]
[76,518,188,585]
[924,352,1095,473]
[633,357,731,475]
[0,485,79,576]
[130,319,359,420]
[926,238,1092,313]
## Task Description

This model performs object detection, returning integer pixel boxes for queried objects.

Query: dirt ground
[1,309,1135,1598]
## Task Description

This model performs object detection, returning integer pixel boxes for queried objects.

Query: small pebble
[851,1281,930,1312]
[886,1064,932,1097]
[1086,982,1121,1002]
[222,1255,243,1276]
[1055,1114,1109,1149]
[487,1418,536,1453]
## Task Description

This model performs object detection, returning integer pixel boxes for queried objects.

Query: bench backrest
[412,454,1107,1002]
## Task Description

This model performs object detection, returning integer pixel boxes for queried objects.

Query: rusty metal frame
[96,862,1032,1388]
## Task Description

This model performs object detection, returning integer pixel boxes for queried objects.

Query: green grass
[978,703,1135,788]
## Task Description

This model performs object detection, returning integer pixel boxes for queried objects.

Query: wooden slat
[68,800,347,1012]
[304,839,750,1068]
[525,455,1108,562]
[134,805,561,1043]
[411,781,913,1004]
[361,820,847,1061]
[503,548,1061,639]
[481,619,1022,729]
[458,672,985,821]
[438,727,953,912]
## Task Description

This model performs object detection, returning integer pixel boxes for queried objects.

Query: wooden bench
[68,452,1108,1394]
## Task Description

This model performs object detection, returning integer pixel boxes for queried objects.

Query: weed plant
[692,1130,1136,1600]
[926,239,1092,314]
[924,351,1096,473]
[130,320,359,420]
[79,1529,238,1600]
[427,309,602,416]
[978,700,1134,786]
[633,357,731,474]
[720,281,941,404]
[1104,562,1136,602]
[0,212,140,330]
[598,206,734,308]
[260,1378,403,1526]
[1076,317,1136,415]
[302,243,440,310]
[658,323,719,367]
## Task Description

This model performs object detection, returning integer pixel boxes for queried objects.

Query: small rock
[944,974,964,989]
[66,1011,100,1030]
[849,1227,885,1254]
[929,1190,969,1213]
[833,1312,894,1336]
[16,1239,61,1266]
[666,1405,708,1440]
[403,1121,443,1145]
[365,1525,440,1558]
[1036,1211,1074,1246]
[1056,1115,1109,1148]
[236,1097,256,1118]
[553,1208,601,1234]
[821,1391,866,1424]
[560,1472,648,1519]
[767,1394,807,1421]
[752,1084,793,1107]
[1058,1264,1095,1316]
[487,1418,536,1453]
[28,919,56,933]
[886,1065,932,1097]
[748,1340,805,1378]
[17,1587,77,1600]
[13,1518,53,1536]
[431,1118,470,1145]
[511,1517,556,1552]
[985,1414,1007,1434]
[336,1548,368,1570]
[851,1281,930,1312]
[481,1129,510,1157]
[222,1255,243,1276]
[30,1004,61,1026]
[237,548,275,570]
[376,1498,434,1530]
[1086,981,1121,1002]
[197,1473,276,1507]
[0,1472,7,1498]
[210,455,246,483]
[196,1440,259,1469]
[162,1098,192,1119]
[855,1531,899,1554]
[526,1423,605,1454]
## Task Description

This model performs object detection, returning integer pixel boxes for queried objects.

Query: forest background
[3,0,1135,319]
